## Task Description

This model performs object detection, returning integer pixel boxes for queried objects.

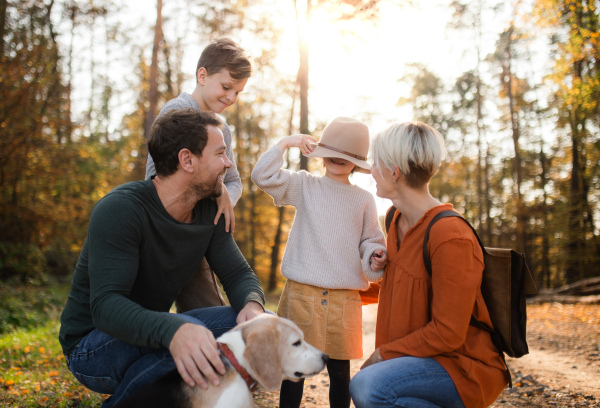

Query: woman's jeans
[64,306,238,407]
[349,357,465,408]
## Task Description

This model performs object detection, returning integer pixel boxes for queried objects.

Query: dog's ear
[242,321,282,391]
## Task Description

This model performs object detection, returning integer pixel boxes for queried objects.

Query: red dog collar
[218,342,258,391]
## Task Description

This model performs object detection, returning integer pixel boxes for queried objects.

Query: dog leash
[217,342,258,391]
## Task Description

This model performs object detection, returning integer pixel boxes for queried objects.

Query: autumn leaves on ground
[2,283,600,408]
[0,282,105,407]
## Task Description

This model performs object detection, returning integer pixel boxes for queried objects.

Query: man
[59,108,265,407]
[145,38,251,311]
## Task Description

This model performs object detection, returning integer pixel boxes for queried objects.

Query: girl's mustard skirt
[277,280,363,360]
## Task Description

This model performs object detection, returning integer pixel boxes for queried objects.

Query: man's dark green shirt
[59,180,264,355]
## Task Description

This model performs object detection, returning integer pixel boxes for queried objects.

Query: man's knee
[350,369,374,408]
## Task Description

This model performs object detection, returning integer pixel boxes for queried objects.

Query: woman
[349,122,509,408]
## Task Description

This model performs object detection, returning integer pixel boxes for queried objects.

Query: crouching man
[59,108,265,407]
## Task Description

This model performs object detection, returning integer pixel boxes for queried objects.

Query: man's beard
[190,171,225,202]
[192,179,222,201]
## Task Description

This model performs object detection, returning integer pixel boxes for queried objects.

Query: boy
[145,38,251,310]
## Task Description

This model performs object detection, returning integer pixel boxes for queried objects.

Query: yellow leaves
[529,304,600,339]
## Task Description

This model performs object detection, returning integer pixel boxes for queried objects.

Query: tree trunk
[145,0,162,139]
[566,109,583,284]
[539,131,551,288]
[269,206,285,292]
[162,38,174,100]
[475,74,484,237]
[0,0,7,56]
[298,0,311,171]
[64,4,77,144]
[504,25,528,259]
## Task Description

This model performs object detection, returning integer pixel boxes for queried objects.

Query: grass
[0,278,280,407]
[0,280,106,407]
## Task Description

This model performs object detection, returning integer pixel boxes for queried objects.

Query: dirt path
[506,348,600,397]
[253,303,600,407]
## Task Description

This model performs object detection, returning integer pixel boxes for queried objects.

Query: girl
[251,117,387,408]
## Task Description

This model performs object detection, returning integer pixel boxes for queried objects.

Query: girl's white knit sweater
[251,145,386,290]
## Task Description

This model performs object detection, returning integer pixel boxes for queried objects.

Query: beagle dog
[113,314,329,408]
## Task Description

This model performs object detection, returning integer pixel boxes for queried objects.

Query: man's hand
[169,323,225,389]
[214,186,235,233]
[360,348,383,370]
[370,250,388,271]
[236,301,265,324]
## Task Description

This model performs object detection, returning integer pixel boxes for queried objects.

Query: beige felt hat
[304,117,371,173]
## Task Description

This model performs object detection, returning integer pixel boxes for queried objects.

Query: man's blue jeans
[349,357,465,408]
[64,306,238,407]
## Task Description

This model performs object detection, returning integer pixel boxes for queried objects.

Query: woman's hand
[370,250,388,271]
[214,186,235,233]
[360,348,383,370]
[277,134,317,155]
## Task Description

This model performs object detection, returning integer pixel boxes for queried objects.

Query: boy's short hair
[372,121,447,188]
[196,38,252,81]
[148,108,222,177]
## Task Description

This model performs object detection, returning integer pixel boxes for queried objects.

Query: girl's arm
[251,135,316,207]
[359,196,387,281]
[277,134,316,153]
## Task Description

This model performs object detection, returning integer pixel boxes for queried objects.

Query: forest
[0,0,599,295]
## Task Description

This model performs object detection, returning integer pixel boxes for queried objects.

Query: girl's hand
[277,134,317,154]
[370,250,387,271]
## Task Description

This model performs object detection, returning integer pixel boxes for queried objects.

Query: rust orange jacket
[376,204,509,408]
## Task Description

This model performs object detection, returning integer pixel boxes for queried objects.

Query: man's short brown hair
[148,108,222,177]
[196,38,252,81]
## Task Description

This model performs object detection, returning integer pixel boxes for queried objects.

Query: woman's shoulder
[422,205,476,241]
[425,206,484,261]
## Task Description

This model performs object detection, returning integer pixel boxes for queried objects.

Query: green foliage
[0,243,46,284]
[0,280,68,335]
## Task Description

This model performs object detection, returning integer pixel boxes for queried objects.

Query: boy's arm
[145,155,157,181]
[221,123,242,206]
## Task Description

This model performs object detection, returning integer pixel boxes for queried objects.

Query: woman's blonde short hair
[372,121,447,188]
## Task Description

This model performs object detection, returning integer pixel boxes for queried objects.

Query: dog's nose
[322,353,329,364]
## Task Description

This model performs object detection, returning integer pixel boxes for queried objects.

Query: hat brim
[304,145,371,174]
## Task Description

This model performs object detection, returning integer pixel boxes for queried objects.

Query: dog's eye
[292,340,302,347]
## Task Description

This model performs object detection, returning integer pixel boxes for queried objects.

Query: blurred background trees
[0,0,598,292]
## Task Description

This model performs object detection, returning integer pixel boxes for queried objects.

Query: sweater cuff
[163,315,191,349]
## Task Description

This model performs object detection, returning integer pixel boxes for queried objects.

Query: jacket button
[321,299,327,306]
[322,290,328,296]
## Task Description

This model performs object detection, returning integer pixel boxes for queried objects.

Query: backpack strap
[422,210,513,387]
[422,210,485,277]
[384,206,397,233]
